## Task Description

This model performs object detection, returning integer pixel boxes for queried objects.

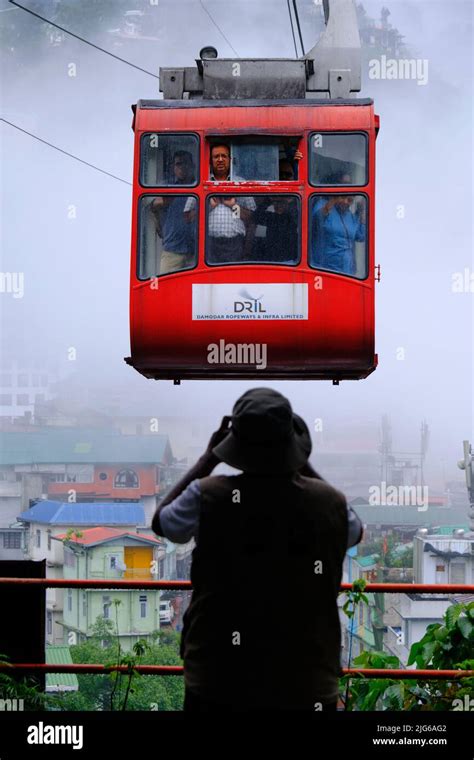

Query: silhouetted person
[152,388,363,712]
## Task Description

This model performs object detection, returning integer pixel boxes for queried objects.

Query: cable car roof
[136,99,374,111]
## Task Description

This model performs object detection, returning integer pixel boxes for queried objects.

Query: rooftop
[18,500,145,526]
[45,646,78,692]
[0,428,172,465]
[54,527,162,547]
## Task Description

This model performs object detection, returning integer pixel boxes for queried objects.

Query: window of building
[309,194,368,279]
[82,592,87,617]
[64,548,76,568]
[0,374,12,387]
[309,132,368,186]
[137,195,198,280]
[109,555,122,571]
[3,532,21,549]
[49,473,65,483]
[205,194,300,266]
[31,374,40,386]
[67,588,72,612]
[103,596,111,619]
[139,594,147,619]
[16,394,29,406]
[0,395,12,405]
[47,531,52,551]
[450,562,466,584]
[141,133,199,187]
[40,376,48,387]
[35,529,41,548]
[17,374,29,387]
[50,466,93,484]
[34,394,46,403]
[114,469,139,489]
[47,611,52,635]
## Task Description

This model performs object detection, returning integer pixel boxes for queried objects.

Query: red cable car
[126,0,380,384]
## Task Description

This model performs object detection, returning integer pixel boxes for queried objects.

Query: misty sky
[1,0,473,489]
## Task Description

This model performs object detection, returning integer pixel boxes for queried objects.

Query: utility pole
[457,440,474,533]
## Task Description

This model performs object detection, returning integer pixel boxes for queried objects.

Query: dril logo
[233,289,266,314]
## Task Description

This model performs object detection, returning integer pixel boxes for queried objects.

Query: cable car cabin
[125,1,380,383]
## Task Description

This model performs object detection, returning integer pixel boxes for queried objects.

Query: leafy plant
[340,601,474,710]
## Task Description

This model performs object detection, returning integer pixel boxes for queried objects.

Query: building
[0,428,174,529]
[383,592,452,667]
[383,526,473,666]
[16,500,151,645]
[56,528,164,650]
[342,552,383,663]
[0,358,59,425]
[348,498,469,540]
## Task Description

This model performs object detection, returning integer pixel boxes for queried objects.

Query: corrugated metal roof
[45,646,78,691]
[351,504,468,526]
[433,525,470,535]
[18,500,145,526]
[0,428,172,465]
[54,527,162,546]
[355,554,378,567]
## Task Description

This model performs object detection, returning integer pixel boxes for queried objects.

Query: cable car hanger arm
[159,0,361,101]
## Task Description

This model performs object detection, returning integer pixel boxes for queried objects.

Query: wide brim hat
[212,388,311,474]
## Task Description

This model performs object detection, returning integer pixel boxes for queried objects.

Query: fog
[1,0,472,489]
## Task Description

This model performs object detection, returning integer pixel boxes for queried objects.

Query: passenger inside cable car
[309,132,367,186]
[141,134,199,187]
[208,138,302,181]
[205,193,299,265]
[147,149,197,275]
[308,132,368,277]
[310,177,367,278]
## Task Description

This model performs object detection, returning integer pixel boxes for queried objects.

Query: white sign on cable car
[192,283,308,321]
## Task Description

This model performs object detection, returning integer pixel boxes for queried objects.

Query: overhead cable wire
[286,0,299,57]
[8,0,160,79]
[1,119,132,186]
[198,0,239,56]
[292,0,305,55]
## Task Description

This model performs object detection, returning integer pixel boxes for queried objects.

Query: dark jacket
[180,471,349,708]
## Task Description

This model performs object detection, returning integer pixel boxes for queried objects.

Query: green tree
[341,601,474,710]
[52,616,184,711]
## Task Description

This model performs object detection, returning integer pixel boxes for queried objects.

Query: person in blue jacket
[311,173,366,275]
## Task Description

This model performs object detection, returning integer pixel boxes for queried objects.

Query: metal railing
[1,578,473,679]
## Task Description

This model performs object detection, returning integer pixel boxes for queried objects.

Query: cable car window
[309,133,367,186]
[137,195,198,279]
[231,144,279,181]
[140,134,199,187]
[205,194,300,265]
[208,138,301,181]
[309,194,368,279]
